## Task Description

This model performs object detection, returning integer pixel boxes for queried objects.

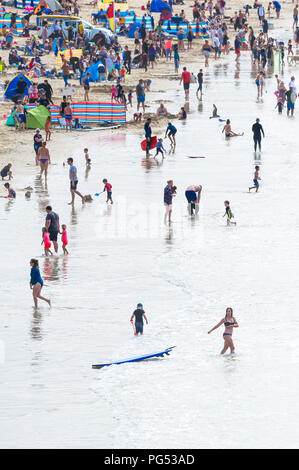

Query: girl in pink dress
[61,224,69,254]
[41,227,53,256]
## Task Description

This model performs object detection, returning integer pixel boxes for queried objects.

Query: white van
[36,16,115,46]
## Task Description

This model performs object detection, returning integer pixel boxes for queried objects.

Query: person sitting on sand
[209,104,220,118]
[222,119,244,137]
[156,103,168,116]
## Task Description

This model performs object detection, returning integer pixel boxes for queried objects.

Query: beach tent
[4,74,32,100]
[82,60,105,82]
[26,105,50,129]
[150,0,171,13]
[128,21,142,38]
[5,109,17,126]
[34,0,62,13]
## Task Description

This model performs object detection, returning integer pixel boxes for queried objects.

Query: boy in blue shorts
[130,303,148,336]
[249,166,261,192]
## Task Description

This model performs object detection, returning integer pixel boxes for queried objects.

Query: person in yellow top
[78,21,84,37]
[0,57,6,73]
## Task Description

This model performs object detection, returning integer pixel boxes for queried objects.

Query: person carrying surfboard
[144,118,152,157]
[130,303,148,336]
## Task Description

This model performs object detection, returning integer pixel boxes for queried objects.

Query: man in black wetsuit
[252,118,265,152]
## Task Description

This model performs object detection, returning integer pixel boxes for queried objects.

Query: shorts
[174,59,179,68]
[18,113,24,123]
[84,85,90,90]
[168,130,177,136]
[287,101,295,110]
[197,83,202,91]
[48,230,58,242]
[253,179,259,186]
[107,191,112,199]
[70,181,78,190]
[183,82,190,90]
[134,38,140,44]
[137,94,145,103]
[34,144,42,154]
[185,190,197,203]
[235,49,240,55]
[135,322,143,334]
[156,147,164,154]
[1,171,8,178]
[203,50,210,57]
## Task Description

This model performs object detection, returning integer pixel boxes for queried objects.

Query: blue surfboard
[92,346,176,369]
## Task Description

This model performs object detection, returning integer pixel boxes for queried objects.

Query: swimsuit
[223,320,235,337]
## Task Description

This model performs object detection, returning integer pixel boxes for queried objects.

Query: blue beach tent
[150,0,171,13]
[128,21,142,38]
[4,74,32,100]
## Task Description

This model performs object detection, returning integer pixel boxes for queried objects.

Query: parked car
[36,15,115,46]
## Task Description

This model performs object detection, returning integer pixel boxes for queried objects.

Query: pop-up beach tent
[150,0,171,13]
[128,21,142,38]
[4,74,32,101]
[26,105,50,129]
[6,105,50,128]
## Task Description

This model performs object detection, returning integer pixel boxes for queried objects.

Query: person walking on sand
[249,165,261,192]
[252,118,265,152]
[33,129,43,165]
[180,67,191,100]
[208,307,239,354]
[144,117,152,157]
[45,116,51,141]
[67,157,85,205]
[196,69,203,100]
[37,141,51,179]
[29,258,51,308]
[130,303,148,336]
[136,79,146,113]
[60,224,69,254]
[41,227,53,256]
[45,206,60,253]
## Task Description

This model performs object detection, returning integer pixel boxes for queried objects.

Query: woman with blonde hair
[208,308,239,354]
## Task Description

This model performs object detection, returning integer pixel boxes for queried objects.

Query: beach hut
[4,74,32,101]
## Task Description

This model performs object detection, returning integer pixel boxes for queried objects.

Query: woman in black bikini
[208,307,239,354]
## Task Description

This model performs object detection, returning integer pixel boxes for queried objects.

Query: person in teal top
[30,259,51,308]
[173,44,180,73]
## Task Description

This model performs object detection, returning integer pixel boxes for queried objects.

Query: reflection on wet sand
[31,308,43,341]
[34,176,49,213]
[43,256,60,282]
[165,226,174,246]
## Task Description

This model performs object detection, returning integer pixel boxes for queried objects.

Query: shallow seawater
[1,52,299,448]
